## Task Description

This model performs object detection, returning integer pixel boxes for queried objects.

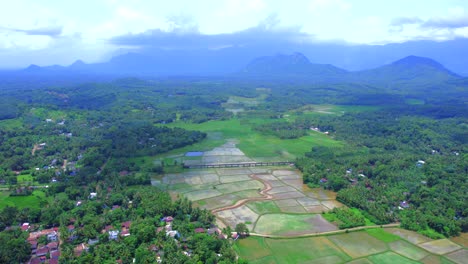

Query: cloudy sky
[1,0,468,68]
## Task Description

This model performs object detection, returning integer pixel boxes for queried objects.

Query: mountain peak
[392,55,445,68]
[71,60,85,66]
[23,64,42,72]
[241,52,346,79]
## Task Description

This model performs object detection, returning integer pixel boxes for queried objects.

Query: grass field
[266,236,351,263]
[165,119,341,159]
[247,201,282,214]
[366,228,401,242]
[368,252,420,264]
[235,236,352,264]
[253,213,337,235]
[0,118,23,129]
[17,174,34,183]
[235,229,466,264]
[0,190,45,209]
[327,232,388,258]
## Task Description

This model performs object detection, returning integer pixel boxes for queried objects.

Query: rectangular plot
[273,191,305,200]
[216,180,264,194]
[445,249,468,264]
[272,170,299,176]
[199,194,239,210]
[280,206,307,213]
[170,177,187,184]
[275,199,300,207]
[269,186,298,194]
[269,180,286,187]
[216,168,253,175]
[220,175,252,183]
[276,175,301,181]
[235,237,272,261]
[200,174,220,184]
[304,205,330,213]
[419,239,462,255]
[185,176,203,185]
[368,252,419,264]
[389,240,430,260]
[385,228,433,245]
[297,197,321,207]
[255,174,277,181]
[183,189,222,201]
[246,201,281,214]
[215,205,259,231]
[249,168,270,174]
[321,200,344,210]
[264,236,349,263]
[328,232,387,258]
[281,179,304,189]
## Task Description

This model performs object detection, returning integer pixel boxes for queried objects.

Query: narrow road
[249,223,401,238]
[211,174,274,214]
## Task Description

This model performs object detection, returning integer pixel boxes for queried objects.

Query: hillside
[240,52,347,81]
[352,55,459,89]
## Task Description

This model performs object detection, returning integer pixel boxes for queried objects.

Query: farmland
[234,228,468,264]
[156,140,345,235]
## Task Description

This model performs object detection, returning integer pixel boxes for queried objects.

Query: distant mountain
[352,55,459,88]
[15,52,462,90]
[240,52,347,81]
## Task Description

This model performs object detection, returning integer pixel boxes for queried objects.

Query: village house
[399,200,410,210]
[109,230,119,240]
[88,238,99,245]
[47,231,58,241]
[35,246,49,257]
[194,227,205,234]
[47,241,59,251]
[74,243,89,256]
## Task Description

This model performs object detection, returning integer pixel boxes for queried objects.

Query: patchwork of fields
[156,127,467,264]
[157,140,343,235]
[234,228,468,264]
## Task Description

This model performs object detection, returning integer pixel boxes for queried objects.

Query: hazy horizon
[1,0,468,70]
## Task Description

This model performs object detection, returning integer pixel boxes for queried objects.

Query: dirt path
[249,223,401,238]
[211,174,274,214]
[32,144,39,155]
[62,159,68,170]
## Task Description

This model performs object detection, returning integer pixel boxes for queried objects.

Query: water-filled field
[157,141,343,235]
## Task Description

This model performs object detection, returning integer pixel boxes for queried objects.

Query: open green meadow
[165,118,341,159]
[0,190,46,210]
[0,118,23,129]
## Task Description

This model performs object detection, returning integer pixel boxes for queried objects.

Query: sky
[1,0,468,68]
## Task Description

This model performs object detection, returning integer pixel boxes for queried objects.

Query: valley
[0,53,466,263]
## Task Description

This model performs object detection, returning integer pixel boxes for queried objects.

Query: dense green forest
[0,74,466,262]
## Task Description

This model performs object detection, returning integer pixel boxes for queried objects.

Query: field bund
[158,140,344,236]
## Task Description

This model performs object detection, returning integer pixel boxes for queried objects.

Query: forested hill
[240,52,347,80]
[238,52,461,85]
[351,55,460,88]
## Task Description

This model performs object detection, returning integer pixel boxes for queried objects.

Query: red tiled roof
[121,221,131,229]
[36,246,49,256]
[29,257,42,264]
[47,241,58,249]
[194,228,205,233]
[50,250,61,259]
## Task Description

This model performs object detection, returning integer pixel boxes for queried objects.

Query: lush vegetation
[322,207,367,229]
[296,108,467,237]
[0,70,466,262]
